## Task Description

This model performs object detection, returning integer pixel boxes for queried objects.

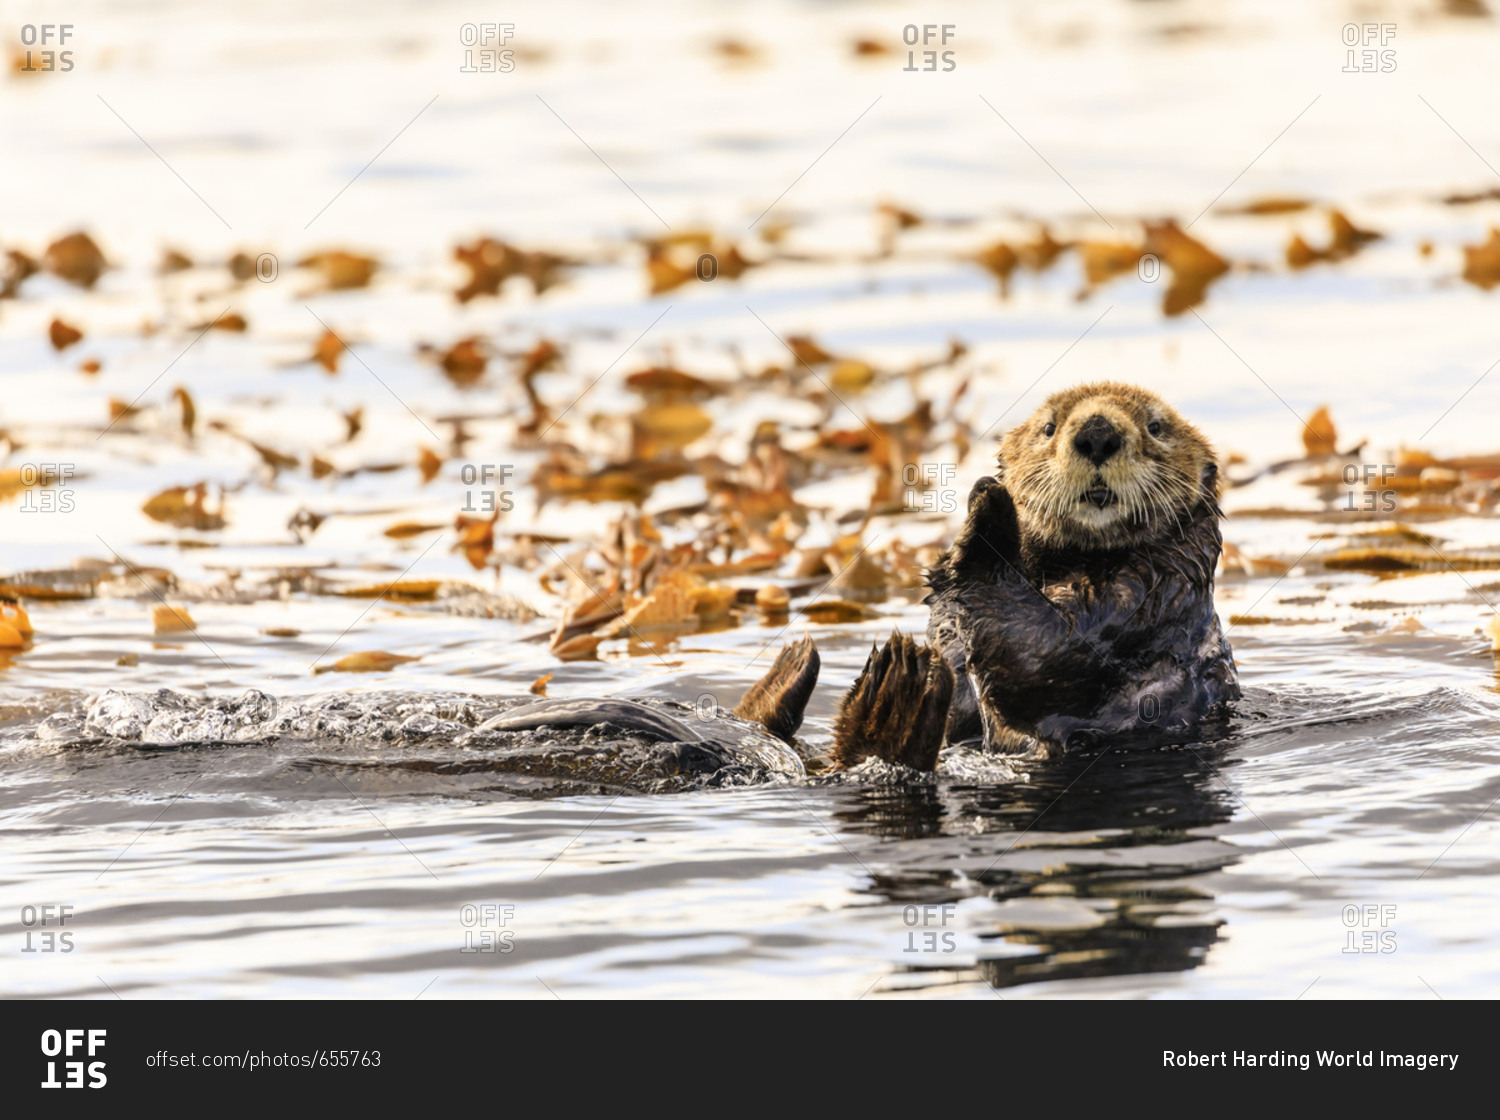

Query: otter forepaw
[735,635,820,742]
[951,477,1023,578]
[833,632,954,771]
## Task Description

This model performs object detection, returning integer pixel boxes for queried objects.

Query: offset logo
[459,903,516,953]
[460,464,516,513]
[1342,903,1398,954]
[902,24,956,72]
[903,463,959,514]
[902,903,957,954]
[1342,23,1397,73]
[15,24,75,72]
[1343,464,1397,513]
[20,903,76,952]
[13,464,76,513]
[40,1029,106,1089]
[459,23,516,73]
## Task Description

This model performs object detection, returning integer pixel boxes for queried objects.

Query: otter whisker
[1142,468,1185,537]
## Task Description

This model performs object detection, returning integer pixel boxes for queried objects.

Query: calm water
[4,0,1500,997]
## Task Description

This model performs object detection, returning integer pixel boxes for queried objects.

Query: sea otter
[26,384,1236,789]
[469,381,1237,774]
[909,380,1239,759]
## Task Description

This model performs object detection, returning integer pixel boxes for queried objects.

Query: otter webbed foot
[735,635,820,743]
[833,632,954,771]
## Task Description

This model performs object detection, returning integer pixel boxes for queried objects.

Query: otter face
[998,382,1217,548]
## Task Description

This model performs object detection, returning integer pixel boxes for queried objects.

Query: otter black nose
[1073,416,1122,466]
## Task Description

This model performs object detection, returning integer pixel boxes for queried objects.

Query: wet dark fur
[924,476,1238,755]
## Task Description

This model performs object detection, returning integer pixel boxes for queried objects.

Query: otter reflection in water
[829,738,1242,991]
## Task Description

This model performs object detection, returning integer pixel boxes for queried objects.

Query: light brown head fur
[998,382,1219,550]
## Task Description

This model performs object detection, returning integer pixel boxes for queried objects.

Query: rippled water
[7,611,1499,998]
[6,0,1500,997]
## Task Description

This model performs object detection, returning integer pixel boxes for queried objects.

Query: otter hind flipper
[735,635,820,742]
[832,632,954,771]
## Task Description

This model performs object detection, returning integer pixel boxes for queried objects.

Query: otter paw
[833,632,954,771]
[735,635,820,742]
[952,477,1023,576]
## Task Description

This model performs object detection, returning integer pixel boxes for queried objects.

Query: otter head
[998,381,1219,549]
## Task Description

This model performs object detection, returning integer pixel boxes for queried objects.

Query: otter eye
[1147,421,1164,437]
[1042,422,1056,438]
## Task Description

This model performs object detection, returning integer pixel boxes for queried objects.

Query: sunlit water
[4,0,1500,997]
